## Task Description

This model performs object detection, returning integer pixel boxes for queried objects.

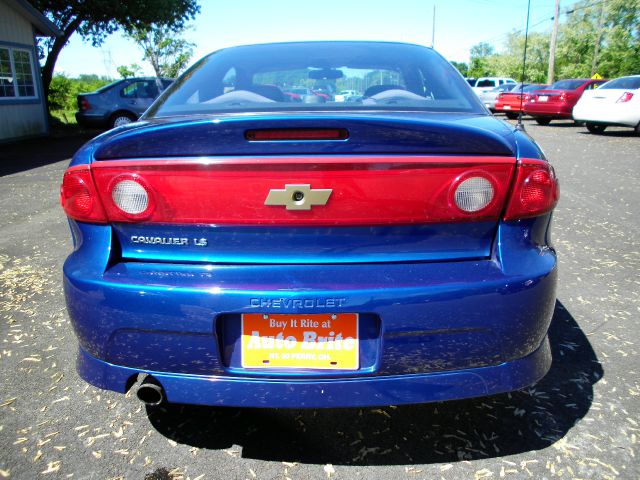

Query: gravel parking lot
[0,119,638,480]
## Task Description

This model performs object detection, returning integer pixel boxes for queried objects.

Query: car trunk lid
[86,115,519,264]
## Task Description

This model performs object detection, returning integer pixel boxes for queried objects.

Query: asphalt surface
[0,119,638,480]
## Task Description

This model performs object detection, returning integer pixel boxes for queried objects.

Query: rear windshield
[600,76,640,90]
[523,84,547,92]
[550,79,585,90]
[145,42,484,118]
[94,80,124,94]
[508,84,546,93]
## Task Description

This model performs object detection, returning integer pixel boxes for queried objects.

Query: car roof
[218,40,433,50]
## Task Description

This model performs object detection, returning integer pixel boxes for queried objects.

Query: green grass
[50,110,78,126]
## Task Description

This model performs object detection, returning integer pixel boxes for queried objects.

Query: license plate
[539,96,548,102]
[241,313,359,369]
[503,105,511,110]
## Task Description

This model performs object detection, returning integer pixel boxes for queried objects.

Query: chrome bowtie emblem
[264,184,332,210]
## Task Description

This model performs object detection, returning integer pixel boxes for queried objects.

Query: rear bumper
[75,112,108,128]
[494,104,524,113]
[77,336,551,408]
[573,104,639,127]
[63,217,557,407]
[524,103,573,118]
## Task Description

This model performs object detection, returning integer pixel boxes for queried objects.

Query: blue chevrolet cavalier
[61,42,559,408]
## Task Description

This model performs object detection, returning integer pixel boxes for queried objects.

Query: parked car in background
[470,77,517,95]
[573,75,640,134]
[311,85,333,100]
[61,41,558,410]
[75,77,173,129]
[524,78,606,125]
[494,84,548,119]
[478,83,519,112]
[334,89,359,102]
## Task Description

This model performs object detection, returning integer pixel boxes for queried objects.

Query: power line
[475,0,607,48]
[479,16,553,46]
[564,0,607,14]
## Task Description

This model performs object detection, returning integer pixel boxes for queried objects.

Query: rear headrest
[364,84,406,98]
[248,84,285,102]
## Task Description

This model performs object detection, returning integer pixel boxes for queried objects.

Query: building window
[0,47,37,99]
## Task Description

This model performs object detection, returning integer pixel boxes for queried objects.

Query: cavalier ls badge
[264,184,332,210]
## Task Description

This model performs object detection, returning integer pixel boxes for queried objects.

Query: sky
[54,0,561,78]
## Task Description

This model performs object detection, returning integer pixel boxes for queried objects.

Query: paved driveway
[0,122,638,479]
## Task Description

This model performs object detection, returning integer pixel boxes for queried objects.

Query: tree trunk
[41,16,83,115]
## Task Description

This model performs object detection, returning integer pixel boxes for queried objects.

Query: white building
[0,0,60,142]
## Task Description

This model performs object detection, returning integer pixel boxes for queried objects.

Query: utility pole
[591,0,606,75]
[547,0,560,85]
[432,5,436,48]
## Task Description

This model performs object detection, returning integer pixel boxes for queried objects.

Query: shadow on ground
[577,130,639,137]
[0,129,98,176]
[147,300,602,465]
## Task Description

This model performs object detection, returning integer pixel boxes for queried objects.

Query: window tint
[121,81,159,99]
[146,42,484,118]
[476,80,496,88]
[550,79,585,90]
[600,76,640,90]
[522,84,547,92]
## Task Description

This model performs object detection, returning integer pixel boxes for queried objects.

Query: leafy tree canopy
[467,0,638,83]
[33,0,200,110]
[126,25,195,78]
[117,64,142,79]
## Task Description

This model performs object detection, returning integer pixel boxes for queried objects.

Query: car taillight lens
[80,98,90,111]
[503,160,559,220]
[452,176,495,213]
[60,167,107,223]
[616,92,634,103]
[109,176,154,218]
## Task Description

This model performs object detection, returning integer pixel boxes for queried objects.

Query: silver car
[75,77,173,129]
[478,83,520,112]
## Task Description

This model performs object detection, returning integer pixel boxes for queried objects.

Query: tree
[32,0,200,111]
[467,42,495,78]
[126,24,195,78]
[117,64,142,79]
[556,0,639,79]
[449,61,469,77]
[487,32,550,83]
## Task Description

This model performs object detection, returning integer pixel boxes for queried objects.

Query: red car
[495,84,548,119]
[524,78,606,125]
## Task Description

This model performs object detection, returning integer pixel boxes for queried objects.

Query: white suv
[471,77,517,95]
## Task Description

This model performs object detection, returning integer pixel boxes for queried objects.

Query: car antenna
[516,0,532,131]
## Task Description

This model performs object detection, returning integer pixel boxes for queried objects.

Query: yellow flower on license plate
[241,313,359,369]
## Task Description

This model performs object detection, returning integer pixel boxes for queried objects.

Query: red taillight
[559,92,567,102]
[503,160,559,220]
[80,98,90,111]
[60,167,107,223]
[89,156,516,225]
[246,129,349,141]
[616,92,634,103]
